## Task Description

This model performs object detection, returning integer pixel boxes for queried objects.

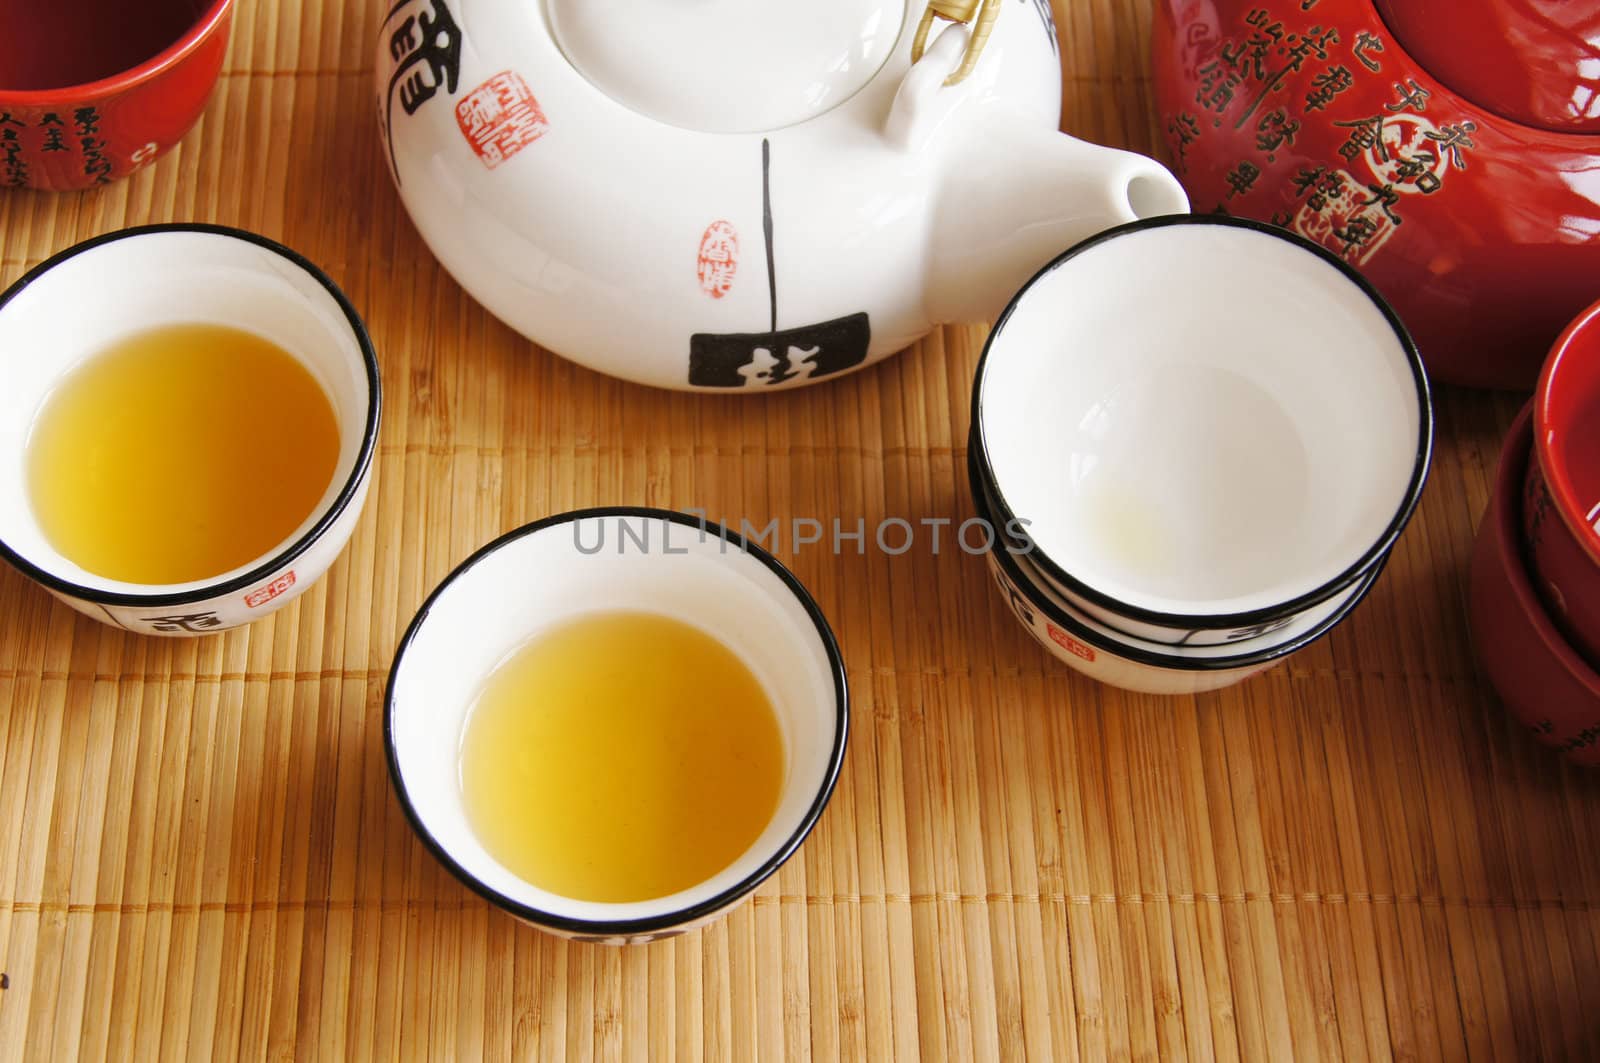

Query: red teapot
[1152,0,1600,389]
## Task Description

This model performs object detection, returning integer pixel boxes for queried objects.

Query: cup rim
[382,506,851,936]
[0,0,235,104]
[967,440,1383,671]
[1534,295,1600,569]
[1489,401,1600,693]
[970,213,1432,630]
[0,222,382,607]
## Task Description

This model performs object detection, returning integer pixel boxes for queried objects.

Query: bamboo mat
[1,0,1597,1059]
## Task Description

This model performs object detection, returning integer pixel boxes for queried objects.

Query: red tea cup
[1472,401,1600,766]
[1526,297,1600,666]
[0,0,234,192]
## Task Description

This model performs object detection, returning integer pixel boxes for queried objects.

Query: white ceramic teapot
[377,0,1188,391]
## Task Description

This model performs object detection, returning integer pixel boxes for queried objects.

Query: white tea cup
[385,507,849,943]
[0,224,381,636]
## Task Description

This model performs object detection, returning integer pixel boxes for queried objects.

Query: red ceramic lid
[1375,0,1600,134]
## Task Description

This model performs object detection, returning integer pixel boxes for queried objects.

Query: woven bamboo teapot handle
[910,0,1002,86]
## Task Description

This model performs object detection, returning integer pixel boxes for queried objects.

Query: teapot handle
[887,24,973,152]
[910,0,1003,87]
[889,29,1190,323]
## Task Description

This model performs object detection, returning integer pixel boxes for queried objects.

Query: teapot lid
[1375,0,1600,134]
[549,0,907,134]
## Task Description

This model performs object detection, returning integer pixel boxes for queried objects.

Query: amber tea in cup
[26,322,341,585]
[459,610,785,904]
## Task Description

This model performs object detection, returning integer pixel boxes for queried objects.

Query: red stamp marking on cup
[455,71,549,170]
[245,571,296,609]
[1047,622,1096,662]
[697,221,740,299]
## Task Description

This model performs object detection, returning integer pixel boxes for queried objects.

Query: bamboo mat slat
[2,0,1598,1059]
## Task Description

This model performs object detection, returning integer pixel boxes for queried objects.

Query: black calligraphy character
[1392,153,1440,192]
[1232,26,1339,129]
[1,115,27,186]
[1167,111,1202,170]
[1305,64,1354,111]
[1227,616,1294,641]
[1255,108,1300,156]
[1269,209,1293,228]
[1333,215,1380,255]
[1292,165,1346,211]
[1244,28,1279,78]
[689,314,871,387]
[41,110,67,153]
[1225,159,1261,198]
[1292,164,1327,198]
[1219,40,1249,77]
[73,106,100,135]
[1424,121,1477,170]
[1352,30,1384,72]
[1564,724,1600,752]
[148,612,224,633]
[1,148,25,188]
[383,0,463,179]
[992,570,1036,628]
[1245,9,1272,28]
[1290,27,1340,68]
[393,2,462,115]
[1196,60,1243,116]
[1220,36,1270,83]
[1360,182,1402,225]
[1333,114,1387,163]
[389,15,418,61]
[1386,78,1430,112]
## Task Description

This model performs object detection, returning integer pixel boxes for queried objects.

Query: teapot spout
[926,117,1189,324]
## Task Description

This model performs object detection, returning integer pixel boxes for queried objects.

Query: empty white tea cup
[968,442,1381,695]
[385,507,848,944]
[972,215,1430,644]
[0,224,381,635]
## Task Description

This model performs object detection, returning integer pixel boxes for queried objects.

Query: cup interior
[968,441,1377,669]
[386,511,846,930]
[1537,298,1600,558]
[975,217,1426,619]
[0,0,218,92]
[0,226,376,599]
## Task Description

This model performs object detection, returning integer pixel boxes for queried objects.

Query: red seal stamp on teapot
[696,221,739,299]
[455,71,547,170]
